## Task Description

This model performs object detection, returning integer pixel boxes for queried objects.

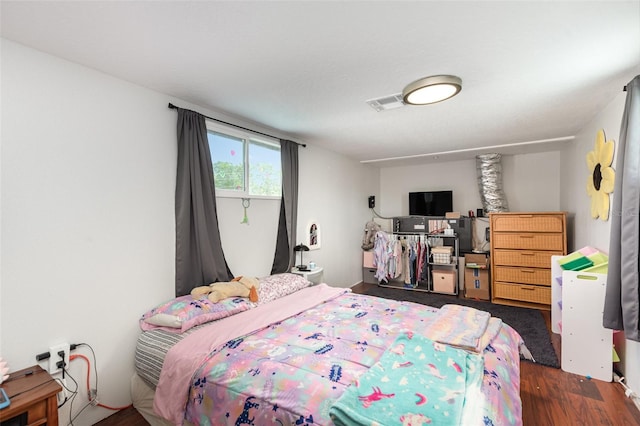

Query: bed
[132,274,525,426]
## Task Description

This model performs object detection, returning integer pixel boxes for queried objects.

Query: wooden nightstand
[0,365,62,426]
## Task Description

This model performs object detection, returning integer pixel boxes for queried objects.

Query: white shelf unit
[561,271,612,382]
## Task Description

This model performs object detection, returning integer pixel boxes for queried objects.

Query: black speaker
[477,208,484,218]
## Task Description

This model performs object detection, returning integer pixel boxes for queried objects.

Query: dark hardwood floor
[94,283,640,425]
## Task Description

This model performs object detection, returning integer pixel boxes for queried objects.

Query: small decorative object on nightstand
[292,266,324,286]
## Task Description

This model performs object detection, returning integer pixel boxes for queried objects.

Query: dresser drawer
[494,266,551,286]
[494,281,551,305]
[493,249,563,268]
[492,233,565,251]
[491,213,565,232]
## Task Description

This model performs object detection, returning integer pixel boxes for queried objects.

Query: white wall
[378,151,564,249]
[379,158,482,218]
[563,94,625,256]
[379,152,562,217]
[502,152,562,212]
[217,142,379,287]
[0,39,378,424]
[1,39,177,424]
[217,197,281,277]
[560,89,640,398]
[297,144,379,287]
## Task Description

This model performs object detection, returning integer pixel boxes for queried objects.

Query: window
[207,122,281,198]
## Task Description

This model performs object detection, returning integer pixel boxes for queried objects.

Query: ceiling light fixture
[402,75,462,105]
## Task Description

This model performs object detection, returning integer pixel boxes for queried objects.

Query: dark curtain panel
[271,140,299,273]
[603,75,640,341]
[175,108,233,296]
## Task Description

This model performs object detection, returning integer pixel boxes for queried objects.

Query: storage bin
[363,251,375,268]
[432,253,451,264]
[432,270,456,294]
[431,246,453,264]
[363,267,378,284]
[582,252,608,274]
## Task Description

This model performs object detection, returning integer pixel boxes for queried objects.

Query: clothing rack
[373,230,459,295]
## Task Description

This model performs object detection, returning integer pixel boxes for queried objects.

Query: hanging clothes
[416,237,424,284]
[403,239,412,285]
[387,238,398,279]
[393,238,403,279]
[373,231,390,283]
[372,232,432,287]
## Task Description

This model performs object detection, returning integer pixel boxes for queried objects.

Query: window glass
[249,140,281,196]
[207,122,281,198]
[208,131,245,192]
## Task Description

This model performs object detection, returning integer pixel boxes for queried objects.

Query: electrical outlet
[48,343,70,375]
[368,195,375,208]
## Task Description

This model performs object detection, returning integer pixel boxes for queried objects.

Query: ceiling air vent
[366,93,405,112]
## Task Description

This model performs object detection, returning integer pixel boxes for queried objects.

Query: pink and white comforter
[153,284,523,425]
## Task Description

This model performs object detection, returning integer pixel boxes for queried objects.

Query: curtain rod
[168,103,306,147]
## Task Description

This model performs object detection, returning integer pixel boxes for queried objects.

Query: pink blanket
[153,284,348,425]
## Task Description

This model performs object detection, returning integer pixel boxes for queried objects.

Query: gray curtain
[603,75,640,341]
[271,140,299,273]
[175,108,233,296]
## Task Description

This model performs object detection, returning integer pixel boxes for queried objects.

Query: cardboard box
[465,268,490,300]
[465,253,489,268]
[464,253,490,300]
[432,270,456,294]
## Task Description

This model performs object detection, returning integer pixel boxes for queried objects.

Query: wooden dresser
[490,212,567,310]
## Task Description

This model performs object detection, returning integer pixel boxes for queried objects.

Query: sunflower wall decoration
[586,129,615,221]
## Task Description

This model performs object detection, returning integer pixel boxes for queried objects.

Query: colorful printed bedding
[329,333,484,425]
[149,284,524,425]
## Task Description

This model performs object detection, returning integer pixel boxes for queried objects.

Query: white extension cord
[613,372,640,411]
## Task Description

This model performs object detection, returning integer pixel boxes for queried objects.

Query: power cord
[61,365,80,425]
[613,372,640,409]
[55,376,77,409]
[70,354,97,405]
[370,207,395,221]
[74,343,98,393]
[68,343,132,413]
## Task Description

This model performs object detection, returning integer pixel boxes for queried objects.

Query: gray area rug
[363,285,560,368]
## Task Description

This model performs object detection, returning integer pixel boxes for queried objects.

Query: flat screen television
[409,191,453,216]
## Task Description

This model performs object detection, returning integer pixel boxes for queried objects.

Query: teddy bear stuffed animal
[191,276,259,303]
[361,220,381,250]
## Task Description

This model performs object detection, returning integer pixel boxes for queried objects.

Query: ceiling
[2,1,639,166]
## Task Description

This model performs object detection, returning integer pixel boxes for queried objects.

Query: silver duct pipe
[476,153,509,213]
